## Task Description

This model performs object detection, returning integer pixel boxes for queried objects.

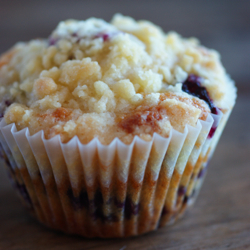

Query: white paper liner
[0,109,227,237]
[171,109,230,224]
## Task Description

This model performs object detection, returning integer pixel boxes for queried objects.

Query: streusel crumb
[0,14,236,144]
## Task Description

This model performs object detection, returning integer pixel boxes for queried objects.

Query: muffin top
[0,14,236,144]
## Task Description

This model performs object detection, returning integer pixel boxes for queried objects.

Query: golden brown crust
[159,92,209,121]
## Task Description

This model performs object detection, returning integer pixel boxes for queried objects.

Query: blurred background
[0,0,249,92]
[1,1,250,248]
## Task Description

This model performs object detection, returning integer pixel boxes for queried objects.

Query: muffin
[0,14,236,237]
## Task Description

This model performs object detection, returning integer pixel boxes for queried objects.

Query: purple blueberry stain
[15,182,32,207]
[0,98,13,118]
[90,190,118,222]
[114,197,125,209]
[70,32,82,43]
[67,188,117,222]
[4,100,12,107]
[178,186,187,196]
[198,167,207,179]
[94,33,110,42]
[208,107,220,138]
[124,196,139,220]
[90,189,104,220]
[161,206,169,217]
[67,188,89,210]
[208,126,217,139]
[211,106,219,115]
[67,188,140,222]
[48,36,59,46]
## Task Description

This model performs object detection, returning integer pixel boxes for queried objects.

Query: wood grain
[0,95,250,250]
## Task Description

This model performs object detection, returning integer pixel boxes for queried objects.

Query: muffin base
[0,109,230,238]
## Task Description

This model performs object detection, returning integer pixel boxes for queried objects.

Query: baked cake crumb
[0,14,236,144]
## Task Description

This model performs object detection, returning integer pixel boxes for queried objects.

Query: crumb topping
[0,14,236,144]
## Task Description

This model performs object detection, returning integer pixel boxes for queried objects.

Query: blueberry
[124,196,139,220]
[4,100,12,107]
[178,186,187,196]
[90,190,118,222]
[182,75,220,138]
[114,197,125,209]
[161,206,169,216]
[67,188,89,210]
[0,99,13,118]
[197,167,206,179]
[208,126,217,139]
[90,189,104,220]
[182,74,217,115]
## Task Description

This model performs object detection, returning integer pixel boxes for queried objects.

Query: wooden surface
[0,94,249,250]
[1,1,250,249]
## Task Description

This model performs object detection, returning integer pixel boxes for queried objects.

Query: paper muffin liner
[0,108,229,238]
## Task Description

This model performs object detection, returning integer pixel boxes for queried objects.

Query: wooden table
[0,94,250,250]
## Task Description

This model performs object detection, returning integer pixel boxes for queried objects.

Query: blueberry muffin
[0,14,236,237]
